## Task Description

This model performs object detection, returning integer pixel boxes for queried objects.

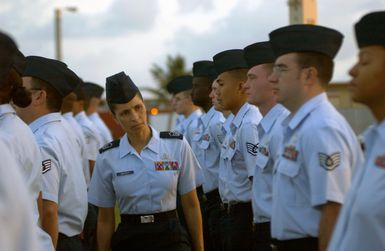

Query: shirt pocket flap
[199,140,210,150]
[227,147,236,160]
[256,154,269,170]
[192,133,201,142]
[277,160,300,178]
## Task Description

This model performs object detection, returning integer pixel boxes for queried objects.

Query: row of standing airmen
[153,12,382,251]
[0,35,113,251]
[1,9,385,251]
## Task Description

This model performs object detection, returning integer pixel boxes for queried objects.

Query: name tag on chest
[154,161,180,171]
[117,170,134,176]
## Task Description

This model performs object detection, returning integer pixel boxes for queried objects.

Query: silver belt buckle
[140,215,154,223]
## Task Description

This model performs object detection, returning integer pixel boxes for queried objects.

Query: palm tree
[144,54,191,129]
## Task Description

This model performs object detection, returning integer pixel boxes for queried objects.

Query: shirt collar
[75,111,87,120]
[231,102,251,131]
[62,112,74,119]
[200,106,217,128]
[29,113,62,133]
[181,109,202,129]
[222,113,234,135]
[119,126,160,158]
[0,104,15,117]
[288,93,327,130]
[259,104,288,134]
[88,112,99,119]
[364,119,385,148]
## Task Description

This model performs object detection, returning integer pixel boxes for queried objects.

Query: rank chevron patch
[42,159,51,174]
[318,152,341,171]
[246,142,259,156]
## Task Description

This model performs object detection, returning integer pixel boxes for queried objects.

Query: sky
[1,0,385,98]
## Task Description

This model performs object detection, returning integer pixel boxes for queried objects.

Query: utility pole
[54,7,78,61]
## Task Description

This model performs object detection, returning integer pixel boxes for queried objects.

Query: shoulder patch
[318,152,341,171]
[42,159,52,174]
[99,139,120,153]
[246,142,259,156]
[160,131,183,140]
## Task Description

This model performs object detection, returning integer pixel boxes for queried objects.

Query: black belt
[58,233,80,239]
[252,222,270,233]
[220,201,251,214]
[272,237,318,251]
[120,210,177,224]
[205,189,220,201]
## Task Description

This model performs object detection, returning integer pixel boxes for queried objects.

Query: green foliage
[144,54,191,104]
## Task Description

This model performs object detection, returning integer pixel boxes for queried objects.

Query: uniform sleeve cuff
[178,184,197,196]
[88,195,115,208]
[311,192,344,207]
[42,192,58,204]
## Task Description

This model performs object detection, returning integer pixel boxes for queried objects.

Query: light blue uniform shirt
[0,139,39,251]
[252,104,289,223]
[88,112,113,145]
[328,119,385,251]
[0,104,42,201]
[191,107,225,193]
[219,103,262,202]
[30,113,88,237]
[63,112,90,186]
[218,113,234,145]
[75,111,103,161]
[272,93,363,240]
[175,109,203,145]
[175,114,185,127]
[88,127,201,214]
[0,104,54,251]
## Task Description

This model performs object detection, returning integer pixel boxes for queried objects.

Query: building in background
[97,84,374,139]
[288,0,317,25]
[327,83,375,135]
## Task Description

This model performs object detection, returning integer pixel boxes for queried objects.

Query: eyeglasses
[272,65,310,76]
[272,65,291,75]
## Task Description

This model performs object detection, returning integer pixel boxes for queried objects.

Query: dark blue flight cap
[212,49,248,75]
[269,24,343,59]
[24,56,81,97]
[166,75,193,94]
[73,78,85,99]
[192,60,217,80]
[355,11,385,48]
[82,82,104,99]
[243,41,276,68]
[106,71,139,104]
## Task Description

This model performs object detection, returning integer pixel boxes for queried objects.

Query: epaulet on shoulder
[160,131,183,140]
[99,139,120,153]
